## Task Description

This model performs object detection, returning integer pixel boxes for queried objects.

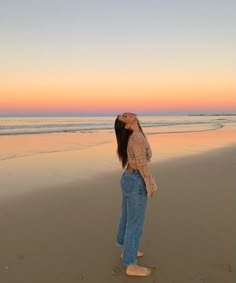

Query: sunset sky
[0,0,235,116]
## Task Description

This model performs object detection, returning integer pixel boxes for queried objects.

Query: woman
[114,112,157,277]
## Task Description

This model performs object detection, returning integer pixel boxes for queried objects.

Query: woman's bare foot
[121,250,144,258]
[126,264,152,277]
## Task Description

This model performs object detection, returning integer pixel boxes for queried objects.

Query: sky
[0,0,235,116]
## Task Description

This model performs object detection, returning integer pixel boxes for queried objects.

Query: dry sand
[0,144,235,283]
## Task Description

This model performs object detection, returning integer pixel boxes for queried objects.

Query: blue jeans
[116,167,147,265]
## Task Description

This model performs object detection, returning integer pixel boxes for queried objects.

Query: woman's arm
[131,133,157,196]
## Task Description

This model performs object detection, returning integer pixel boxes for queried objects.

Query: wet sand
[0,143,235,282]
[0,122,235,200]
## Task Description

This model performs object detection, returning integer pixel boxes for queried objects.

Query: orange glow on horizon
[1,67,234,113]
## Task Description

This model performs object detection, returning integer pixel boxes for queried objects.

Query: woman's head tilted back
[114,112,144,168]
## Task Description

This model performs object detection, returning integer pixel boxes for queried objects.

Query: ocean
[1,115,236,136]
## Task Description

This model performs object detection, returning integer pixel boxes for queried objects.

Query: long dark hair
[114,115,145,168]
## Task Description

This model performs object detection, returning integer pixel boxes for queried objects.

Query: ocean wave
[0,119,233,136]
[146,123,224,135]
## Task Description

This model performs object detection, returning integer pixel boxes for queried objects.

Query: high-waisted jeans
[116,166,147,265]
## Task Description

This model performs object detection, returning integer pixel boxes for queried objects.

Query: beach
[1,0,235,280]
[0,147,235,282]
[0,117,235,282]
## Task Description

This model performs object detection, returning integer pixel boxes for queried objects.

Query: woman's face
[118,112,137,124]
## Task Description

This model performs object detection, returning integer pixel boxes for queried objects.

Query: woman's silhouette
[114,112,157,276]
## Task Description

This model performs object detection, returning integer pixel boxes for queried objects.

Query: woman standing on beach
[114,112,157,277]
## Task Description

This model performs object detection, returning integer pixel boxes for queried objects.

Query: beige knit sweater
[127,131,157,196]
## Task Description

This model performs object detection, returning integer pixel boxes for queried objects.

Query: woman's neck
[132,124,141,133]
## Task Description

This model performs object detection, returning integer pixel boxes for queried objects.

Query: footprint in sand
[199,277,207,283]
[223,264,232,272]
[112,265,123,276]
[143,264,160,272]
[16,255,25,261]
[73,272,85,280]
[112,265,125,280]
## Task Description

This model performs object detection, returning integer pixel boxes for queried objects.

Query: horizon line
[0,112,236,118]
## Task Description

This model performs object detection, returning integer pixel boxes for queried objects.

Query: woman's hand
[150,183,157,197]
[147,188,156,197]
[146,177,157,197]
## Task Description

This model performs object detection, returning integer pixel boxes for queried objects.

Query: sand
[0,144,235,283]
